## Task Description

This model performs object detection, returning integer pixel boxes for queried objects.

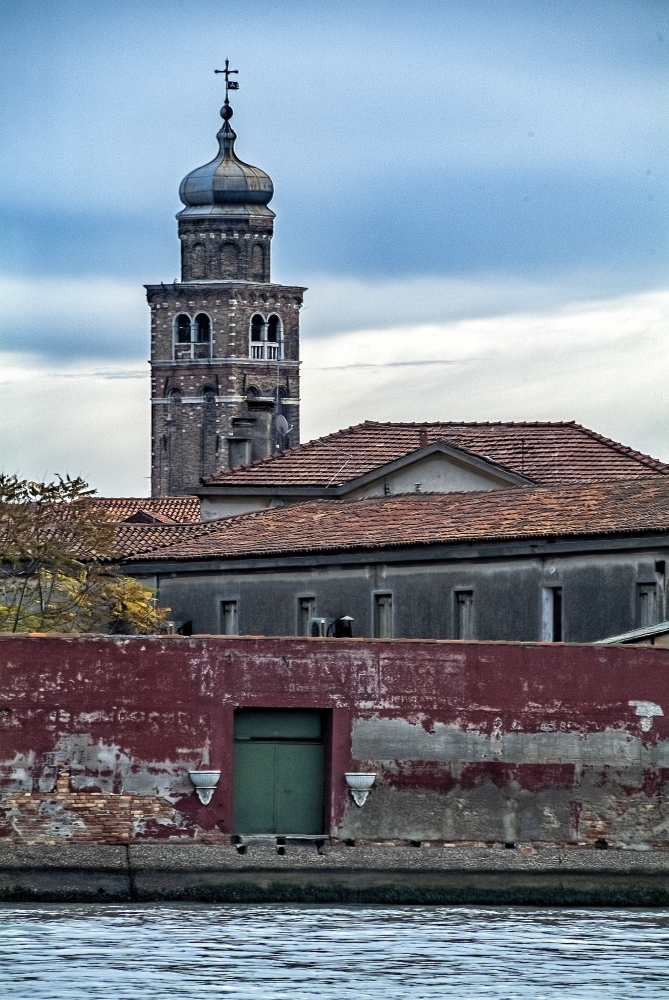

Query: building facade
[195,420,669,520]
[2,635,668,850]
[123,479,669,643]
[131,531,669,644]
[148,94,305,497]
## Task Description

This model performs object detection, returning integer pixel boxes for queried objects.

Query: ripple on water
[0,904,668,999]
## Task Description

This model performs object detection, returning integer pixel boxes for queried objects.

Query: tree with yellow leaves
[0,474,169,634]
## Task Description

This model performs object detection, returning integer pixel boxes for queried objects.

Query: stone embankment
[1,842,668,905]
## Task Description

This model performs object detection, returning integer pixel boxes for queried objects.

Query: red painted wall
[0,636,668,845]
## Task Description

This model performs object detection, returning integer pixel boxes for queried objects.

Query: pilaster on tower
[147,82,305,498]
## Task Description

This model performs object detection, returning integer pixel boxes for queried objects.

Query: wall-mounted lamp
[329,616,354,638]
[345,772,376,807]
[188,770,221,805]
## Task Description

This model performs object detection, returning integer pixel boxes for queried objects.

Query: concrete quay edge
[2,843,669,873]
[131,843,669,873]
[1,844,669,905]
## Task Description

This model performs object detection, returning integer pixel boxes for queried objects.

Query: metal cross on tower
[215,59,239,100]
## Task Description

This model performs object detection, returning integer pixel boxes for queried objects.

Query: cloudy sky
[1,0,667,494]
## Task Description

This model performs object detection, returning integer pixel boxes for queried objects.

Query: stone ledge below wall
[1,843,668,905]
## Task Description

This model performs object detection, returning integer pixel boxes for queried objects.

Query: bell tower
[147,63,305,497]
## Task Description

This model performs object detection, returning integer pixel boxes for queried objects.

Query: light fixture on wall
[188,770,221,805]
[329,616,354,638]
[345,772,376,807]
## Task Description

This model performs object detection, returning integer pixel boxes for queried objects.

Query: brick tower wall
[148,281,304,497]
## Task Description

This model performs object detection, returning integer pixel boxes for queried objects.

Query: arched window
[251,314,264,340]
[275,388,290,452]
[250,314,265,359]
[176,315,191,343]
[194,313,212,359]
[251,243,265,281]
[191,243,205,280]
[276,384,287,417]
[266,314,282,360]
[221,242,240,280]
[174,315,192,360]
[196,314,210,342]
[201,384,217,475]
[166,386,182,421]
[249,313,282,360]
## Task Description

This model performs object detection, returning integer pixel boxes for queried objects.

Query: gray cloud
[301,288,669,465]
[2,287,666,496]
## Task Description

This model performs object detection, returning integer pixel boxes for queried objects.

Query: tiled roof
[81,496,200,524]
[115,522,211,558]
[122,477,669,563]
[202,421,669,489]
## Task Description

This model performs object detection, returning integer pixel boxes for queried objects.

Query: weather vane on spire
[215,59,239,102]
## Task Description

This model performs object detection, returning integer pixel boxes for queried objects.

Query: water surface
[1,903,667,999]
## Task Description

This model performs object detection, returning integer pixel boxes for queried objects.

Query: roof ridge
[89,495,199,503]
[123,476,669,564]
[570,424,669,472]
[133,474,668,532]
[389,420,579,429]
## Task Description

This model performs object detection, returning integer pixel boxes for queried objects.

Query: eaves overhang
[145,282,308,294]
[195,485,336,497]
[124,531,669,577]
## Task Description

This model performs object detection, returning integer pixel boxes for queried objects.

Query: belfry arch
[147,72,305,496]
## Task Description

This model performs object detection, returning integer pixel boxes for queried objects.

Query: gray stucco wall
[132,539,669,642]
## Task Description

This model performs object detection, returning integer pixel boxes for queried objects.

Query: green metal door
[233,710,324,835]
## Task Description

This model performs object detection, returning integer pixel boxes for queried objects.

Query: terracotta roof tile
[122,477,669,563]
[202,421,669,489]
[81,496,200,524]
[115,522,211,558]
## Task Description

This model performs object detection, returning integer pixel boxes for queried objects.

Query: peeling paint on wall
[351,716,669,767]
[0,635,668,846]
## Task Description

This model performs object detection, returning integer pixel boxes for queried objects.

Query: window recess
[173,313,212,360]
[374,593,393,639]
[221,600,239,635]
[455,590,474,640]
[541,586,563,642]
[250,313,283,361]
[637,583,659,628]
[298,597,316,636]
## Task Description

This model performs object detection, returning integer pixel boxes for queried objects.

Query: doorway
[233,709,324,835]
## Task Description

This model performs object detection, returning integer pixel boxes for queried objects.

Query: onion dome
[178,101,274,218]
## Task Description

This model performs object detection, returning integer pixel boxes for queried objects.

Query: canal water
[1,904,667,998]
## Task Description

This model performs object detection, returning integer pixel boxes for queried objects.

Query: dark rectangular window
[298,597,316,636]
[637,584,658,628]
[455,590,474,640]
[374,593,393,638]
[542,587,562,641]
[221,600,238,635]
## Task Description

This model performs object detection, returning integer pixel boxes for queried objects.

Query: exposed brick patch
[0,772,228,845]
